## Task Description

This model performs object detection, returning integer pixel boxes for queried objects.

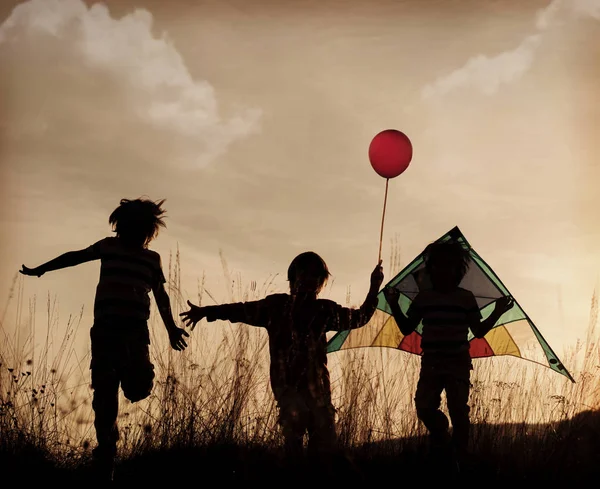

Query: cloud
[0,0,261,168]
[422,0,600,100]
[534,0,566,29]
[421,34,541,99]
[573,0,600,19]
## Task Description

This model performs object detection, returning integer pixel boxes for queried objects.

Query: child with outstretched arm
[180,252,384,469]
[20,197,189,482]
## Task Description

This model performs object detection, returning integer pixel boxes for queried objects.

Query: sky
[0,0,599,374]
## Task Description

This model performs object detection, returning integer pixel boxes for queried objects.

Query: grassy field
[1,249,599,484]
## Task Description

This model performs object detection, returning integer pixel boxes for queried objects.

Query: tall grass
[1,243,599,479]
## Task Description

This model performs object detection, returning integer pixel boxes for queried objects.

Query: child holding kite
[383,240,514,464]
[19,197,189,482]
[180,252,384,467]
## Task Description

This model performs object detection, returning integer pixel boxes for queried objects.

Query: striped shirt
[85,237,166,324]
[408,287,482,365]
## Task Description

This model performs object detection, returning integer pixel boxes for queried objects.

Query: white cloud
[422,34,541,99]
[422,0,600,100]
[0,0,261,167]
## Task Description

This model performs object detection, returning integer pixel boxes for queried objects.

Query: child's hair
[109,197,167,248]
[287,251,331,294]
[423,240,470,286]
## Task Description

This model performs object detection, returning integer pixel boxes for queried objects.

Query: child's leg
[90,338,119,482]
[414,366,450,448]
[90,328,120,460]
[277,392,309,461]
[281,421,305,460]
[119,331,155,403]
[306,402,338,460]
[91,371,120,456]
[445,370,471,455]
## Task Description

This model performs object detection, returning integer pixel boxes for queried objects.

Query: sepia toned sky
[0,0,598,370]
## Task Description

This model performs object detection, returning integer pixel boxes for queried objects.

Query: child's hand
[168,326,189,351]
[383,286,400,306]
[20,265,44,277]
[180,300,207,330]
[495,296,515,314]
[370,260,384,288]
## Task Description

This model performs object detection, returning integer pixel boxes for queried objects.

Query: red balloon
[368,129,413,179]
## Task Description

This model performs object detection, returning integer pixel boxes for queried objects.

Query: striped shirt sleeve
[86,237,109,257]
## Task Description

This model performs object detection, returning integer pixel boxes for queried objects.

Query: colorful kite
[327,226,575,383]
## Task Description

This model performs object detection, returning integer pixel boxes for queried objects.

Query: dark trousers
[89,324,155,459]
[276,390,338,463]
[414,362,472,453]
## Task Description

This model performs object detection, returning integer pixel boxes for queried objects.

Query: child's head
[287,251,330,296]
[109,197,167,248]
[423,240,470,290]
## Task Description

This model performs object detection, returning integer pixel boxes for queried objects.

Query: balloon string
[378,178,389,263]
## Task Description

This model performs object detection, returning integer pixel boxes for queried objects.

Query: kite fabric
[327,226,575,383]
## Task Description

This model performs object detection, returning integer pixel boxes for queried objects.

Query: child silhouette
[383,240,513,467]
[181,252,384,469]
[20,197,189,482]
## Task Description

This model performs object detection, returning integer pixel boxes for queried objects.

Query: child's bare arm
[392,307,420,336]
[470,296,514,338]
[20,248,99,277]
[153,282,189,351]
[383,287,420,336]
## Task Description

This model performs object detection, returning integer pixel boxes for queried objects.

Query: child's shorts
[90,321,155,403]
